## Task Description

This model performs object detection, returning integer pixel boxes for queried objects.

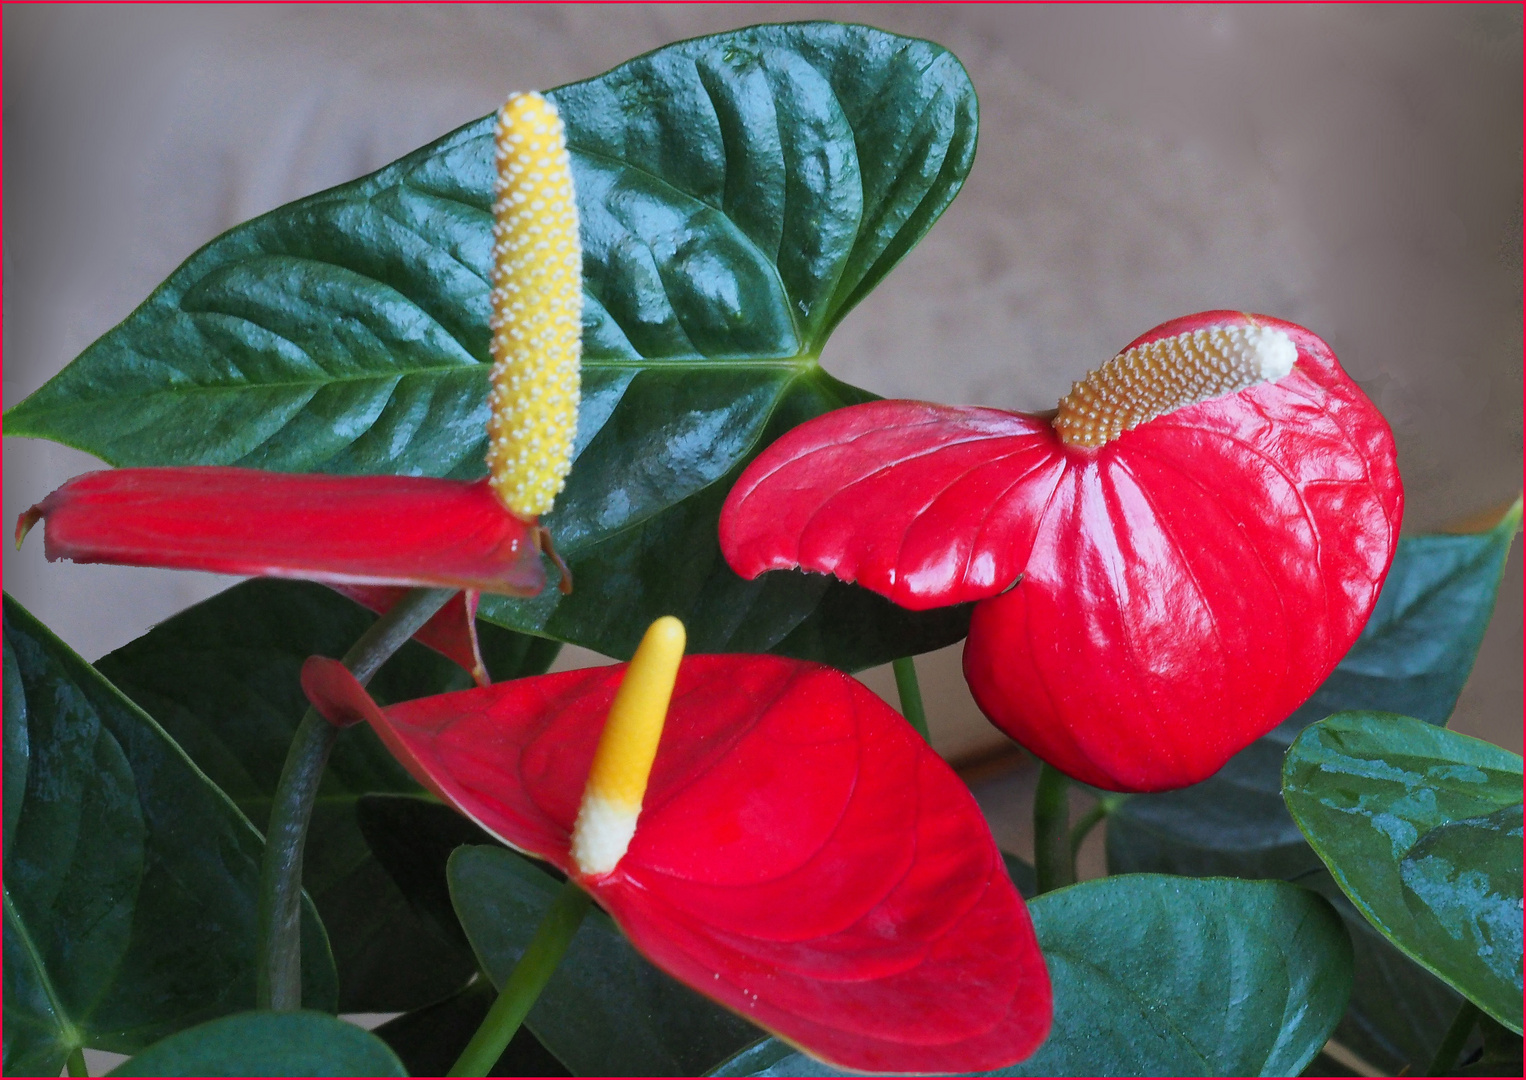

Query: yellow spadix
[486,91,583,519]
[570,616,686,876]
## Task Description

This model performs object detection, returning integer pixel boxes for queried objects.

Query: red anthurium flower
[14,93,582,678]
[301,618,1052,1074]
[720,311,1403,792]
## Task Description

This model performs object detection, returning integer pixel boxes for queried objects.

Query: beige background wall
[4,5,1520,757]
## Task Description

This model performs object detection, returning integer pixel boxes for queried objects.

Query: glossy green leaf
[1296,866,1469,1072]
[5,22,978,668]
[107,1010,404,1077]
[449,844,761,1076]
[95,578,557,1012]
[1283,712,1523,1034]
[374,980,571,1077]
[1,594,337,1076]
[711,875,1351,1078]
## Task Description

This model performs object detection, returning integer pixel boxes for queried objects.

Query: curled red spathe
[17,467,548,597]
[720,312,1404,791]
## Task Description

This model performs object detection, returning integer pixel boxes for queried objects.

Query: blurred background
[5,5,1520,781]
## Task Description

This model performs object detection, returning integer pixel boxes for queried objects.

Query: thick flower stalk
[719,311,1404,791]
[300,618,1052,1074]
[15,91,586,677]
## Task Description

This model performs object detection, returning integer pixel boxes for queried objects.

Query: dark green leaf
[1454,1058,1526,1076]
[107,1010,404,1077]
[4,23,977,669]
[355,792,501,952]
[95,578,557,1012]
[1005,875,1352,1077]
[1,594,336,1075]
[711,875,1351,1078]
[1002,850,1038,899]
[1296,867,1467,1072]
[449,844,761,1076]
[374,980,571,1077]
[1456,1014,1525,1075]
[1283,712,1523,1034]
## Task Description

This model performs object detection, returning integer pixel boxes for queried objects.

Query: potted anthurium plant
[4,22,1521,1079]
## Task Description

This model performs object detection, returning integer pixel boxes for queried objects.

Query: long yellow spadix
[486,91,582,519]
[570,616,686,876]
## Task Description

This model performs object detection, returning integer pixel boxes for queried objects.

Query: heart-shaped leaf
[710,875,1352,1078]
[1283,712,1523,1034]
[94,578,557,1012]
[107,1011,404,1077]
[4,22,978,668]
[1,595,337,1075]
[450,844,760,1077]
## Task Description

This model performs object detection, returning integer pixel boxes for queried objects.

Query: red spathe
[301,653,1052,1073]
[720,312,1403,791]
[18,467,546,597]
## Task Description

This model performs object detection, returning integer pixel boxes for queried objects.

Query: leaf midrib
[3,888,76,1058]
[5,354,819,424]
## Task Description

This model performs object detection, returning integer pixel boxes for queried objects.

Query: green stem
[1068,803,1108,859]
[256,586,455,1010]
[449,880,592,1077]
[1427,998,1480,1076]
[891,656,930,743]
[1034,762,1074,894]
[66,1047,88,1077]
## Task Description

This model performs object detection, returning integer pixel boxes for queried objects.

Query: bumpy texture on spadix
[720,311,1404,791]
[487,92,583,519]
[1054,321,1296,447]
[571,616,684,876]
[298,652,1051,1073]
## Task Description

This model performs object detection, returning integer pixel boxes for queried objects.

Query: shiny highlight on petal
[571,616,685,876]
[1054,320,1296,447]
[487,91,583,519]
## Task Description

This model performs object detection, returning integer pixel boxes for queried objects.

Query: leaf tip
[300,656,379,729]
